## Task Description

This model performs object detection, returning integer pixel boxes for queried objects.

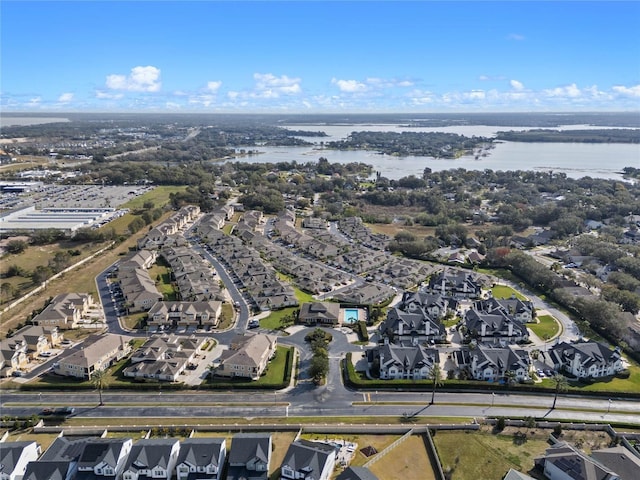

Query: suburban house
[548,340,624,378]
[147,301,222,330]
[368,343,440,380]
[463,309,529,345]
[31,293,94,330]
[474,296,535,323]
[378,307,445,345]
[9,325,62,359]
[74,438,133,480]
[216,334,278,380]
[298,302,341,326]
[591,446,640,480]
[175,438,226,480]
[400,291,451,319]
[226,433,271,480]
[123,335,205,382]
[456,346,531,383]
[0,441,41,480]
[54,333,131,379]
[0,337,29,377]
[122,439,180,480]
[534,442,619,480]
[336,467,380,480]
[279,440,336,480]
[23,461,77,480]
[425,270,482,299]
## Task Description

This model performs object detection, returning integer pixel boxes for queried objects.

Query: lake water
[0,117,70,127]
[231,124,640,180]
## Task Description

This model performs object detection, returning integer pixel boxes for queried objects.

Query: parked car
[248,320,260,329]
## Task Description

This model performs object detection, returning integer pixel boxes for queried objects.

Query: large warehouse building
[0,206,122,233]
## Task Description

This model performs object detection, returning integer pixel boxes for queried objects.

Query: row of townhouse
[337,216,390,251]
[161,246,224,303]
[123,334,207,382]
[1,433,379,480]
[366,339,624,383]
[117,250,162,313]
[255,238,351,295]
[278,221,341,260]
[0,325,62,377]
[54,333,131,380]
[199,225,298,311]
[147,301,222,330]
[136,205,201,250]
[31,293,95,330]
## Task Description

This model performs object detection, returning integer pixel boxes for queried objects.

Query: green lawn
[121,186,187,210]
[259,307,297,330]
[148,263,177,300]
[433,429,549,480]
[491,284,528,301]
[528,314,560,340]
[539,363,640,394]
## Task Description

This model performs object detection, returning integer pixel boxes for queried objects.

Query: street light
[608,399,612,413]
[492,392,495,406]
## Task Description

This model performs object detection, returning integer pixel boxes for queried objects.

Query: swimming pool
[344,308,359,324]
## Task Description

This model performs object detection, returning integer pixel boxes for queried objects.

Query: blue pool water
[344,308,359,324]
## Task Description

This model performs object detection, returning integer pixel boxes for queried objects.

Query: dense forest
[326,131,492,158]
[495,129,640,143]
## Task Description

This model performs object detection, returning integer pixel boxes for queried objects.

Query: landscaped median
[343,353,640,399]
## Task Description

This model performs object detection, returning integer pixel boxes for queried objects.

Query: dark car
[40,408,54,415]
[54,407,75,415]
[248,320,260,329]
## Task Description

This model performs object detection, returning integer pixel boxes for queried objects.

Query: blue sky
[2,1,639,112]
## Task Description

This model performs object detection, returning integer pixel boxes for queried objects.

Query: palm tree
[504,370,517,389]
[207,364,217,382]
[551,374,568,409]
[91,368,109,406]
[429,364,443,405]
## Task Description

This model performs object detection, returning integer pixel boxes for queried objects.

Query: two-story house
[548,340,624,378]
[280,440,336,480]
[226,434,271,480]
[175,438,226,480]
[0,441,41,480]
[122,439,180,480]
[367,343,440,380]
[216,334,277,380]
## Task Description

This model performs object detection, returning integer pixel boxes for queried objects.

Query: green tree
[429,364,443,405]
[91,368,109,406]
[551,374,569,409]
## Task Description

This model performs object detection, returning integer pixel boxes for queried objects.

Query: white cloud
[408,89,435,105]
[544,83,582,98]
[105,66,161,92]
[366,77,414,88]
[253,73,301,96]
[507,33,525,41]
[206,81,222,92]
[331,78,367,93]
[510,80,524,91]
[27,97,41,106]
[612,84,640,97]
[58,92,74,103]
[189,94,215,107]
[96,90,124,100]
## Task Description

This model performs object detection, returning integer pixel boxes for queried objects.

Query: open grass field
[367,222,437,239]
[432,428,549,480]
[528,314,561,340]
[367,434,436,480]
[491,284,528,301]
